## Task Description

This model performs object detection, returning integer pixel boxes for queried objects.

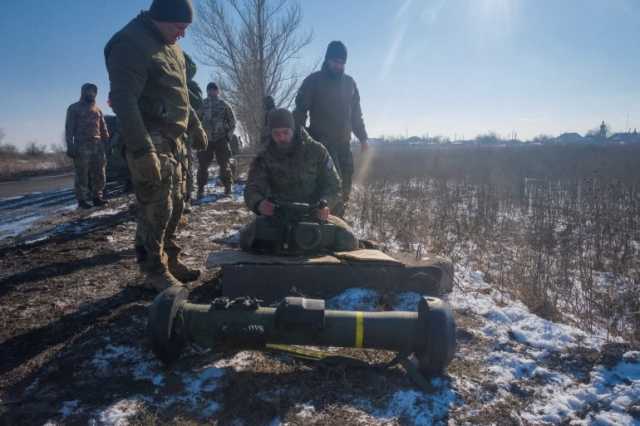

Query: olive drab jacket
[244,129,342,214]
[293,62,368,147]
[199,97,236,143]
[104,12,206,158]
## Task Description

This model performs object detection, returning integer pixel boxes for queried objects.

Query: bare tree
[193,0,312,148]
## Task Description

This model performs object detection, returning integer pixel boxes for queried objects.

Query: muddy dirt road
[0,174,74,200]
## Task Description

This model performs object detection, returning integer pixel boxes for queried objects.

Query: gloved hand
[191,127,208,151]
[132,151,162,186]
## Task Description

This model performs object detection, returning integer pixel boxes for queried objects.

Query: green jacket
[104,12,205,158]
[293,62,368,147]
[244,129,342,214]
[199,97,236,143]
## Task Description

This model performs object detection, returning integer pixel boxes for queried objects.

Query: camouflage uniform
[65,84,110,204]
[183,53,204,204]
[197,96,235,195]
[242,128,358,251]
[105,11,207,289]
[293,62,368,217]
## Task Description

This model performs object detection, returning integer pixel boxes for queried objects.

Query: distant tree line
[0,127,65,158]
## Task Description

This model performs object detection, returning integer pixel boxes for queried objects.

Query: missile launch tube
[148,287,456,375]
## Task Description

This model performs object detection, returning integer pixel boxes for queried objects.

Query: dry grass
[0,153,72,181]
[348,144,640,343]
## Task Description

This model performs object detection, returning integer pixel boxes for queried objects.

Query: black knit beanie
[325,41,347,62]
[149,0,194,23]
[207,82,219,91]
[268,109,295,130]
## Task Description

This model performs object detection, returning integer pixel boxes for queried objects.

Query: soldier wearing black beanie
[293,40,369,217]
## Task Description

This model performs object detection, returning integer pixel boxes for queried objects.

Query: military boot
[142,268,183,292]
[78,200,92,210]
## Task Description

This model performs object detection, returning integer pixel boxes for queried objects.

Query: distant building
[554,132,584,144]
[609,130,640,144]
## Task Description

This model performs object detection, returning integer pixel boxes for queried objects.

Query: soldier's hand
[258,199,275,216]
[134,151,162,185]
[317,206,330,222]
[360,140,369,153]
[192,127,208,151]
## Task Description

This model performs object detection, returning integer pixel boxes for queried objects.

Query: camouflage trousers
[128,132,185,273]
[74,139,106,202]
[197,138,233,190]
[240,214,359,253]
[324,143,354,217]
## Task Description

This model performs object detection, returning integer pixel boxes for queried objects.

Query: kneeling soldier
[241,109,358,253]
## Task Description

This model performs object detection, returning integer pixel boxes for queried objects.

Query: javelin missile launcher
[148,286,457,375]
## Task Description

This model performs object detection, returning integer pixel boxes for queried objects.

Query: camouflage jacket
[104,12,205,158]
[244,129,342,214]
[293,62,368,147]
[199,97,236,143]
[65,85,109,148]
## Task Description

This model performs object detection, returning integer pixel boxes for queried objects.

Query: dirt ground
[0,185,635,425]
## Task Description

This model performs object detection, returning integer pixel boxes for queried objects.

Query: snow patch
[523,352,640,424]
[214,351,254,371]
[295,403,317,419]
[0,214,43,239]
[88,207,125,218]
[91,398,144,426]
[60,400,79,417]
[327,288,380,311]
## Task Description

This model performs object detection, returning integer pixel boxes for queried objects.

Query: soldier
[197,82,235,198]
[260,95,277,148]
[105,0,208,292]
[241,108,358,251]
[65,83,110,209]
[183,52,205,212]
[293,41,369,217]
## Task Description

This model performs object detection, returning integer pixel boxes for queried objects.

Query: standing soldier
[65,83,110,209]
[260,95,277,148]
[293,41,369,217]
[105,0,208,292]
[197,82,235,198]
[183,52,204,212]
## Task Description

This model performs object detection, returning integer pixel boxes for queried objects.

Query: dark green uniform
[197,96,235,194]
[105,12,207,281]
[293,62,368,216]
[184,52,204,203]
[242,129,358,251]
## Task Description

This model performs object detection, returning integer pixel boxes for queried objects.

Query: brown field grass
[0,153,72,181]
[348,144,640,343]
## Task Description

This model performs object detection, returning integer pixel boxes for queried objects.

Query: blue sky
[0,0,638,148]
